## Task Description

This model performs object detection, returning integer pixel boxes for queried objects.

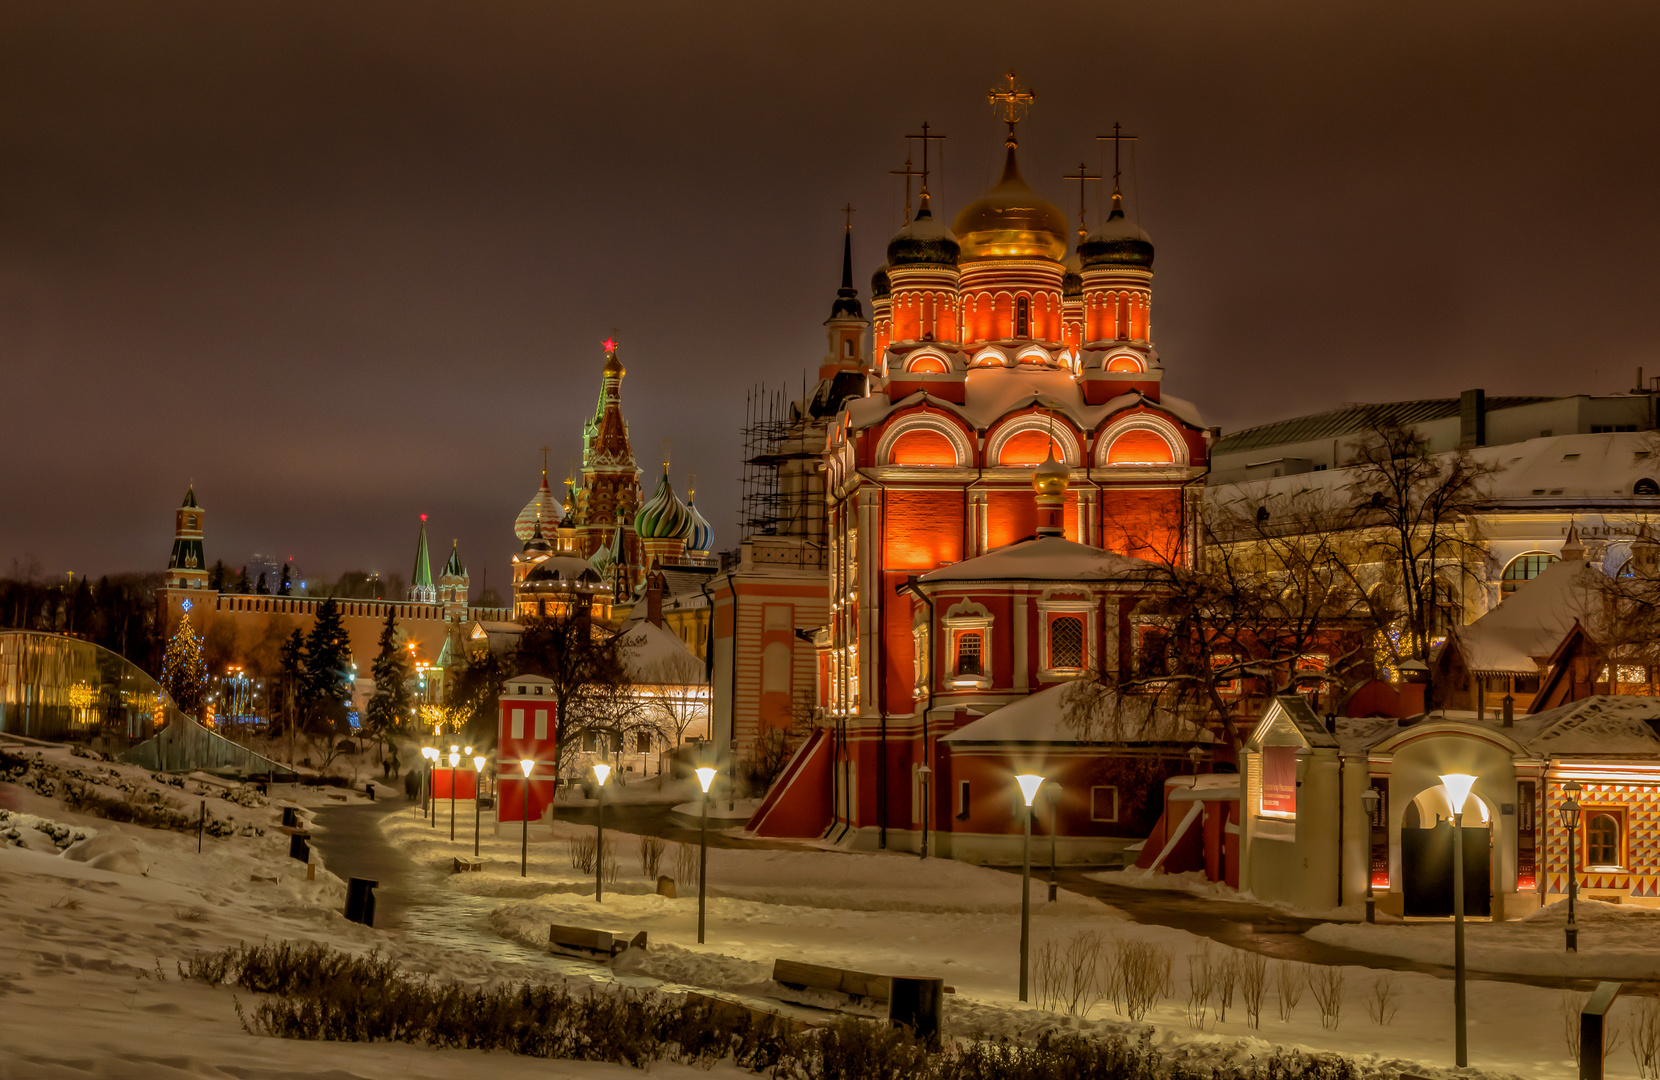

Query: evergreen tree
[365,609,411,741]
[304,598,353,732]
[278,563,292,596]
[277,629,306,733]
[159,615,208,719]
[235,566,251,594]
[255,572,269,594]
[208,560,227,592]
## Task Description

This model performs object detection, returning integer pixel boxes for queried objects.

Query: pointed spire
[442,539,465,578]
[181,484,199,509]
[829,217,863,319]
[410,515,434,597]
[1562,520,1585,562]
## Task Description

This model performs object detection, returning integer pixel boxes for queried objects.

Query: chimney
[1459,389,1486,449]
[1502,693,1514,727]
[644,560,666,627]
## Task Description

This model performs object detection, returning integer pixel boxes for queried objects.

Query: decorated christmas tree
[160,615,208,719]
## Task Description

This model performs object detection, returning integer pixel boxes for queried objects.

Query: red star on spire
[602,337,617,352]
[420,513,427,522]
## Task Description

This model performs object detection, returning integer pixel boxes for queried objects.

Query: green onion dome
[886,198,960,268]
[634,467,692,541]
[1079,192,1154,270]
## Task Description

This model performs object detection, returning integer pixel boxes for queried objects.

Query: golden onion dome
[1032,445,1069,498]
[602,338,625,378]
[952,144,1069,262]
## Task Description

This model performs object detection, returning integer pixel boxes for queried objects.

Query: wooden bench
[548,924,648,960]
[327,793,349,802]
[452,856,484,873]
[682,991,814,1034]
[772,959,892,1005]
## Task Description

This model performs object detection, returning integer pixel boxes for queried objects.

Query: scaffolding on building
[739,379,826,563]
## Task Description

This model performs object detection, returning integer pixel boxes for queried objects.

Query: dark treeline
[0,565,165,672]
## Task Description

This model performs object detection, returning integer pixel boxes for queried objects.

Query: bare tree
[513,612,652,778]
[632,646,710,748]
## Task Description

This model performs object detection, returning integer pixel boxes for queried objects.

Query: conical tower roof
[441,540,465,578]
[411,517,434,589]
[181,484,199,509]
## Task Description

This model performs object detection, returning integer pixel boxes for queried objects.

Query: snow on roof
[918,535,1161,584]
[1362,696,1660,757]
[844,366,1204,437]
[1454,557,1603,674]
[941,681,1213,745]
[617,619,705,684]
[1213,396,1554,456]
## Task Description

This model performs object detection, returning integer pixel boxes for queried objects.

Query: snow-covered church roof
[1452,556,1605,674]
[918,535,1162,585]
[941,680,1214,745]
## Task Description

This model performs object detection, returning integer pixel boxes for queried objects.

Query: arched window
[954,631,983,676]
[888,428,959,466]
[998,429,1066,467]
[1106,354,1143,373]
[906,355,948,375]
[1106,429,1175,465]
[1016,296,1030,337]
[1588,813,1622,867]
[1049,616,1084,669]
[1636,478,1659,496]
[1501,552,1558,594]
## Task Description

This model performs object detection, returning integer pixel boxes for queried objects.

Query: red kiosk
[496,674,557,827]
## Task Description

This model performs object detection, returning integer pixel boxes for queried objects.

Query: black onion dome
[871,265,891,299]
[1062,251,1083,297]
[886,201,960,267]
[1079,196,1154,270]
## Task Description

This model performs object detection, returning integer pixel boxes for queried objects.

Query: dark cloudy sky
[4,1,1659,584]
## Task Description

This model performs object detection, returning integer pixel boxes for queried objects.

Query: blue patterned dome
[685,491,714,554]
[634,467,692,541]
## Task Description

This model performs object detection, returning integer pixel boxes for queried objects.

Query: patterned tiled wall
[1544,781,1660,899]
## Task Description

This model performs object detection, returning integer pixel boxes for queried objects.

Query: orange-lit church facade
[745,90,1213,861]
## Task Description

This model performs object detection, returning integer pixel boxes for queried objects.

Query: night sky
[5,2,1659,586]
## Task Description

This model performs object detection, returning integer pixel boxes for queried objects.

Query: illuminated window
[1106,429,1175,465]
[1105,354,1143,373]
[998,429,1065,467]
[1016,296,1030,337]
[907,355,948,375]
[1260,746,1298,818]
[955,632,983,676]
[1588,813,1622,868]
[1049,616,1084,669]
[889,428,958,466]
[1501,552,1559,594]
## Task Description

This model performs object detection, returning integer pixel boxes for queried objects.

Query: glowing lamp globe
[1440,773,1478,816]
[592,762,612,787]
[448,751,460,768]
[1015,773,1046,808]
[472,755,486,773]
[695,766,718,793]
[519,758,535,778]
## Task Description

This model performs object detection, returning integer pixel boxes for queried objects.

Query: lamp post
[917,764,932,860]
[592,761,612,902]
[1561,781,1583,953]
[1015,773,1045,1003]
[472,754,486,858]
[695,766,717,944]
[518,758,535,877]
[447,750,460,842]
[1440,772,1477,1071]
[1045,781,1061,902]
[422,747,437,824]
[1360,787,1381,924]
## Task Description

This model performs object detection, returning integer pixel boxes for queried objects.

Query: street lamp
[1360,787,1381,924]
[1015,772,1046,1003]
[421,747,437,824]
[518,758,535,877]
[592,761,612,902]
[1440,772,1477,1070]
[472,754,486,858]
[1561,781,1583,953]
[447,750,460,842]
[1045,781,1062,902]
[917,764,932,861]
[695,766,718,944]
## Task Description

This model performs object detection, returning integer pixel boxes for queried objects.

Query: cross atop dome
[987,71,1036,146]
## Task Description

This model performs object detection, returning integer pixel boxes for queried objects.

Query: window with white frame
[955,631,983,675]
[1049,616,1084,670]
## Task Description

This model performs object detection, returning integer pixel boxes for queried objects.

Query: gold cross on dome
[539,446,552,477]
[1095,122,1139,190]
[987,72,1036,140]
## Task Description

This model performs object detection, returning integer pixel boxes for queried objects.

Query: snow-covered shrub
[567,834,596,873]
[1238,950,1268,1029]
[1308,964,1344,1030]
[1034,931,1105,1018]
[0,809,90,850]
[1112,938,1169,1022]
[1364,973,1398,1025]
[1275,960,1306,1022]
[638,834,665,877]
[222,784,265,809]
[672,840,698,888]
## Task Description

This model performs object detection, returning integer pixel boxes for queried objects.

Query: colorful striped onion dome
[634,466,692,541]
[685,490,713,554]
[514,470,561,542]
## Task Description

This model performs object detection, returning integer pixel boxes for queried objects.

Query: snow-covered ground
[1309,898,1660,979]
[387,806,1642,1080]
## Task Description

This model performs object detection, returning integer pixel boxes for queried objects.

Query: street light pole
[1440,772,1476,1071]
[1360,787,1380,924]
[1562,782,1583,953]
[518,758,535,877]
[917,764,931,860]
[1015,773,1044,1004]
[472,754,486,859]
[593,761,612,902]
[696,766,717,944]
[448,749,459,842]
[1046,781,1060,902]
